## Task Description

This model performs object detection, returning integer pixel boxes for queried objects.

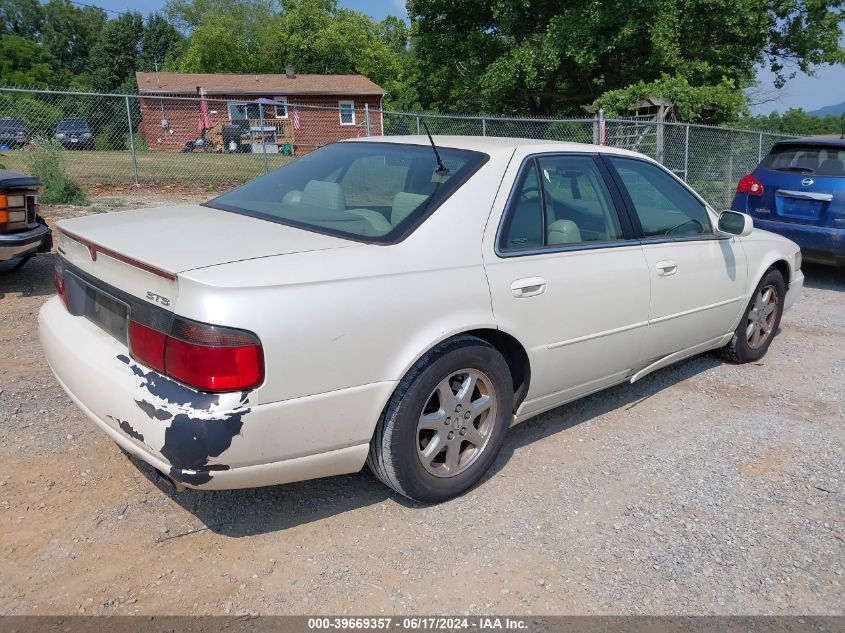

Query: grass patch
[3,149,295,186]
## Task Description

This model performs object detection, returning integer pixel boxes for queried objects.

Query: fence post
[683,124,690,182]
[758,132,763,162]
[124,95,139,185]
[259,102,268,174]
[416,116,420,135]
[364,103,371,136]
[724,131,735,208]
[655,117,664,163]
[599,109,606,145]
[482,118,487,137]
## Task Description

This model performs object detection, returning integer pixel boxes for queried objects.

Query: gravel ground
[0,197,843,616]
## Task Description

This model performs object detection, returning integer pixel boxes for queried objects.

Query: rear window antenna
[421,120,448,175]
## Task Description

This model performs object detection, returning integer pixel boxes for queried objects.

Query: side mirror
[717,210,753,237]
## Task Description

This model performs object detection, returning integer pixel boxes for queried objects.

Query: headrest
[547,219,582,245]
[819,159,844,175]
[302,180,345,211]
[391,192,428,225]
[282,190,302,206]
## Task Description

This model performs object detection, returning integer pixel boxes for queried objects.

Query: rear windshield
[762,144,845,177]
[206,142,488,243]
[0,119,25,132]
[57,119,89,132]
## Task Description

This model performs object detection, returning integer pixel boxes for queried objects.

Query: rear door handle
[511,277,546,298]
[656,260,678,276]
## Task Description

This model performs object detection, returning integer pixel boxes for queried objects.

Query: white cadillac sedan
[39,136,803,503]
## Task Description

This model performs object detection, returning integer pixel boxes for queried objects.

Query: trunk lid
[57,204,359,327]
[58,204,356,275]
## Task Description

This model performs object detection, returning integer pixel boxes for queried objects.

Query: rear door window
[762,144,845,177]
[499,154,625,251]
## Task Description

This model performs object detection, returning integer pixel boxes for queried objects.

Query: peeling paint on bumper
[39,297,395,490]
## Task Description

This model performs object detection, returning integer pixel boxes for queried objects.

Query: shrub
[94,133,111,152]
[24,140,87,205]
[131,134,149,151]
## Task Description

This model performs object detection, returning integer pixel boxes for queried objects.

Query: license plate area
[65,271,129,343]
[777,196,823,221]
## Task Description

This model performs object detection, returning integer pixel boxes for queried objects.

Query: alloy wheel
[416,369,498,478]
[746,284,779,350]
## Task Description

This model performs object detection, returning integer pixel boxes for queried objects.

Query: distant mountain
[809,100,845,116]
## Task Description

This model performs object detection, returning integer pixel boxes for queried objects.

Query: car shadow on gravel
[132,458,395,537]
[484,353,723,485]
[133,353,723,537]
[801,263,845,292]
[0,252,56,300]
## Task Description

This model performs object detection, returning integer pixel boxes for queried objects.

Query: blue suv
[731,135,845,265]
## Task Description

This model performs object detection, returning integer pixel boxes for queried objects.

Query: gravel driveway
[0,201,843,616]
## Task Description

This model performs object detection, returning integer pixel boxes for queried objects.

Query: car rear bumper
[39,297,394,490]
[0,223,51,261]
[751,218,845,265]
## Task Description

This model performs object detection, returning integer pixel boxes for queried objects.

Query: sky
[73,0,843,114]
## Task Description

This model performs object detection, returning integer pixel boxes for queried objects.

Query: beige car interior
[282,180,430,236]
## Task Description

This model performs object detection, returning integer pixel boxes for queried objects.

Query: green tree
[40,0,105,75]
[408,0,845,120]
[166,0,277,31]
[138,13,185,71]
[0,34,69,87]
[87,12,144,92]
[176,15,259,72]
[743,108,845,135]
[595,75,747,122]
[166,0,415,107]
[0,0,43,39]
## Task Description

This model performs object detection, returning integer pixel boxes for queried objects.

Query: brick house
[134,71,385,153]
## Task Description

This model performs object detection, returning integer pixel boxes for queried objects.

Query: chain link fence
[1,87,794,207]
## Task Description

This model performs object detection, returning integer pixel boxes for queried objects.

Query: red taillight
[53,264,67,308]
[166,338,263,391]
[128,317,263,393]
[128,320,166,373]
[736,174,764,196]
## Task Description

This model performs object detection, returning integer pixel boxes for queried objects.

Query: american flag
[292,106,301,131]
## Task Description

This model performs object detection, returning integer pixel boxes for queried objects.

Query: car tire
[720,268,786,363]
[367,335,514,503]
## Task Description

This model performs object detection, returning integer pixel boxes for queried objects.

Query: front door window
[607,156,712,237]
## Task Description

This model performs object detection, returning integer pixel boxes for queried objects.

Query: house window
[274,96,288,119]
[339,100,355,126]
[228,102,261,121]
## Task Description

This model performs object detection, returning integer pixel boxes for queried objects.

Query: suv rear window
[762,144,845,177]
[0,119,25,131]
[57,119,89,132]
[206,141,488,243]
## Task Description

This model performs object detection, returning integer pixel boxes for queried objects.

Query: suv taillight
[129,316,264,392]
[736,174,764,196]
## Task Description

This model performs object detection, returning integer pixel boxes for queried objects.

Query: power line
[66,0,135,17]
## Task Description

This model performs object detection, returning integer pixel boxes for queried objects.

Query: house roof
[135,72,385,96]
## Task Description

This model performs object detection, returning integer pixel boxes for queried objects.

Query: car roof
[774,135,845,147]
[348,135,650,160]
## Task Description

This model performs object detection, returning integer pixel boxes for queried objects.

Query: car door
[483,152,651,417]
[602,155,748,361]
